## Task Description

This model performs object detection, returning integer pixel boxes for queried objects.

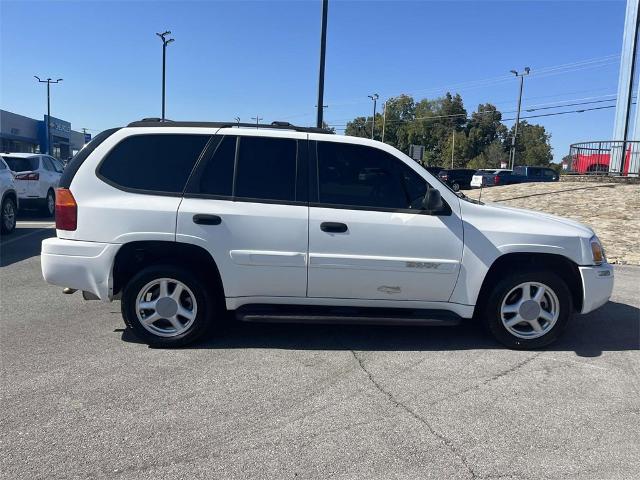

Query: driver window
[317,142,410,210]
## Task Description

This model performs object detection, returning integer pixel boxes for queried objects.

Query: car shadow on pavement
[1,227,55,267]
[120,300,639,357]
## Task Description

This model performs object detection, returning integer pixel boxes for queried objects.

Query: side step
[235,304,462,326]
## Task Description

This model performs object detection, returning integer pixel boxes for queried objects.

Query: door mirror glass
[422,187,443,212]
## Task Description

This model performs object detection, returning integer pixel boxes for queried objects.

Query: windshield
[3,156,39,172]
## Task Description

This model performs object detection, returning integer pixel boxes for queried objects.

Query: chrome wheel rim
[47,192,55,215]
[500,281,560,339]
[2,200,15,231]
[135,278,198,337]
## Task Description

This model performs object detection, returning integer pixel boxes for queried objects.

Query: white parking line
[1,227,53,246]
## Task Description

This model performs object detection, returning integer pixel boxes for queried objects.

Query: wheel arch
[473,252,583,318]
[1,189,17,206]
[112,240,225,298]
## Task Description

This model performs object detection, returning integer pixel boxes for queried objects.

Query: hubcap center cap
[156,297,178,317]
[519,300,541,321]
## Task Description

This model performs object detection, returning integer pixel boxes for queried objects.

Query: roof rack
[126,119,333,134]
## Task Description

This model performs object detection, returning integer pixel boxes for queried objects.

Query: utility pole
[156,30,174,121]
[316,0,329,128]
[368,93,379,140]
[509,67,530,169]
[251,115,263,128]
[451,129,456,168]
[34,76,63,156]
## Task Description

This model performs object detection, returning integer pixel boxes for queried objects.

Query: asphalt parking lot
[1,221,639,480]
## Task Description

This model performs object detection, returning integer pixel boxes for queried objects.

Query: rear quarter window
[98,134,210,194]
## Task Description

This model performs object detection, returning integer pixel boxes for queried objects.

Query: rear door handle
[320,222,348,233]
[193,214,222,225]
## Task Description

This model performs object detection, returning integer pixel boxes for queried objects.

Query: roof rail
[126,118,333,134]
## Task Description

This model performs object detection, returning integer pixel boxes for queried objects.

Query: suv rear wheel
[1,196,16,234]
[451,181,460,192]
[43,189,55,217]
[483,270,572,349]
[121,265,219,347]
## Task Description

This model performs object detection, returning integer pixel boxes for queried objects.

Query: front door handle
[193,214,222,225]
[320,222,348,233]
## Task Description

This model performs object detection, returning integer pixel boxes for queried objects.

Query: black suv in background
[437,168,477,191]
[509,166,559,183]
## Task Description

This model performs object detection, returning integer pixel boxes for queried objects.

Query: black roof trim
[126,119,333,134]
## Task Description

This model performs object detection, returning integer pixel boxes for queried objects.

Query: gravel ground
[465,182,640,265]
[1,224,639,480]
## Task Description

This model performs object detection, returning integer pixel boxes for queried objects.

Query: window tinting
[199,135,236,196]
[3,156,39,172]
[317,142,409,209]
[543,169,556,178]
[98,134,209,193]
[234,136,297,201]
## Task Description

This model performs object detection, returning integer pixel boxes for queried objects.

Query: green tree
[468,140,509,169]
[466,103,507,159]
[509,121,553,166]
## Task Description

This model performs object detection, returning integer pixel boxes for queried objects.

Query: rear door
[177,130,309,299]
[306,138,463,302]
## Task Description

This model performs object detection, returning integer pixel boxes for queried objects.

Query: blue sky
[0,0,627,160]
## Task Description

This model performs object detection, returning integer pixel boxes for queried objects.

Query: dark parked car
[437,168,477,191]
[509,166,559,183]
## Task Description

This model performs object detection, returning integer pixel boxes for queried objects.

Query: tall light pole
[509,67,530,169]
[316,0,329,128]
[156,30,174,121]
[34,76,63,156]
[368,93,379,140]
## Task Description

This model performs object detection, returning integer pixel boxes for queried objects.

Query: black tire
[451,182,460,192]
[43,189,55,217]
[121,264,222,347]
[482,270,572,349]
[1,196,17,234]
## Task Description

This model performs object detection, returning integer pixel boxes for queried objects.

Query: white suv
[41,120,613,348]
[0,156,18,234]
[2,153,64,216]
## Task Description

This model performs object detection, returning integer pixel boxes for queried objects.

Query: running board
[235,304,462,326]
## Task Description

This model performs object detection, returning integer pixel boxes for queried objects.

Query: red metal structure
[568,141,638,175]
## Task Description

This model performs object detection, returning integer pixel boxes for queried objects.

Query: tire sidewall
[121,265,216,347]
[483,270,572,349]
[1,197,16,234]
[452,182,460,192]
[44,189,55,217]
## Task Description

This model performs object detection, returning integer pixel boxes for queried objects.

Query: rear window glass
[3,156,39,172]
[234,136,298,202]
[98,134,209,193]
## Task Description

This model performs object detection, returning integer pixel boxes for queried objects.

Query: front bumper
[578,263,614,314]
[41,237,121,301]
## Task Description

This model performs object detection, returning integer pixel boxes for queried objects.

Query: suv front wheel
[121,265,218,347]
[483,270,572,349]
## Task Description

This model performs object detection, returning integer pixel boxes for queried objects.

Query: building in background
[0,109,89,160]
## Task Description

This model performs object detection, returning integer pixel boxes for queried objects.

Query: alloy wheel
[135,278,198,337]
[500,281,560,339]
[2,200,16,232]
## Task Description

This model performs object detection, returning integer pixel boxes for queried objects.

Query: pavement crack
[351,350,479,480]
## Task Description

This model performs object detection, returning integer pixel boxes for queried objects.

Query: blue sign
[84,133,92,143]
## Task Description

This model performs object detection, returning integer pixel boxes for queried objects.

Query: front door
[307,139,463,302]
[177,131,309,299]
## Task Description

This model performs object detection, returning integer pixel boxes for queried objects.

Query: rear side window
[3,156,39,172]
[199,135,236,196]
[98,134,209,193]
[234,136,298,202]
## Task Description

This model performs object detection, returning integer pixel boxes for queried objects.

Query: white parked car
[41,120,613,349]
[1,153,63,216]
[471,169,512,188]
[0,156,18,234]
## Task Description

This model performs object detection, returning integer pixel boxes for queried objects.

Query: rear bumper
[41,237,121,301]
[578,263,614,314]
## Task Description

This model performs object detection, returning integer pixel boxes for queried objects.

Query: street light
[156,30,175,121]
[368,93,379,140]
[509,67,530,169]
[34,76,63,156]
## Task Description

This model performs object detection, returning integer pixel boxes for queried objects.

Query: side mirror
[422,188,444,212]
